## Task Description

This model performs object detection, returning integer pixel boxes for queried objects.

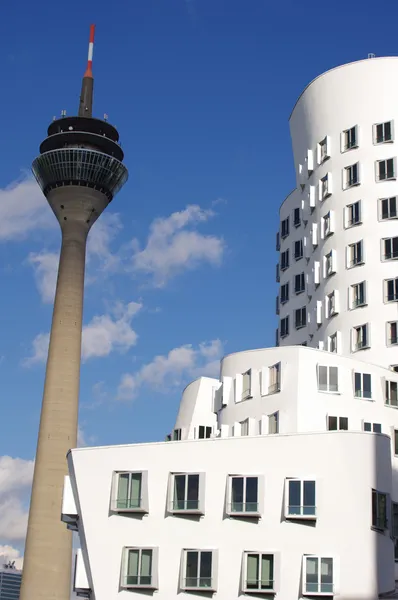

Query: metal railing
[230,502,259,513]
[268,382,280,394]
[123,575,152,587]
[183,578,213,589]
[288,505,316,517]
[116,497,141,510]
[245,579,274,591]
[172,499,199,511]
[305,582,334,594]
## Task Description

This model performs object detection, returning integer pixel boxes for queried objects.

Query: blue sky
[0,0,397,561]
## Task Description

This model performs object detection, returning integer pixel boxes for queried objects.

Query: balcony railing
[183,577,213,589]
[305,582,334,594]
[245,579,274,591]
[268,382,280,394]
[288,505,316,517]
[172,499,199,511]
[230,502,259,514]
[116,497,141,510]
[123,575,153,587]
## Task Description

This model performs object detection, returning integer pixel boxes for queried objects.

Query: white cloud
[24,301,142,366]
[0,456,34,544]
[0,545,24,569]
[117,339,223,400]
[28,252,59,304]
[131,205,225,286]
[0,178,54,242]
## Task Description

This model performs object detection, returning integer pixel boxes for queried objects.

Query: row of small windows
[120,546,336,596]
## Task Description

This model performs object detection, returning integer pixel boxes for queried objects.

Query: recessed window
[170,473,203,513]
[391,365,398,373]
[344,162,360,188]
[324,250,336,277]
[383,237,398,260]
[280,316,289,338]
[281,217,290,239]
[364,422,382,433]
[385,278,398,302]
[242,370,252,400]
[318,136,330,164]
[286,479,316,518]
[295,272,305,294]
[347,240,364,267]
[346,200,361,227]
[228,476,259,515]
[322,211,334,237]
[385,380,398,407]
[352,323,369,351]
[240,418,249,436]
[319,173,331,200]
[328,332,338,353]
[121,547,158,589]
[280,249,289,271]
[303,556,334,595]
[326,291,337,318]
[327,416,348,431]
[374,120,393,144]
[182,550,216,591]
[317,365,338,392]
[243,552,275,592]
[372,489,387,530]
[293,207,301,227]
[294,239,303,260]
[268,411,279,434]
[350,281,366,308]
[114,471,148,513]
[197,426,212,439]
[342,125,358,151]
[380,196,397,220]
[376,157,396,181]
[173,428,182,440]
[268,363,281,394]
[280,282,289,304]
[354,372,372,399]
[295,306,307,330]
[387,321,398,346]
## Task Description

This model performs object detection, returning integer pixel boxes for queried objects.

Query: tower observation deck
[20,25,128,600]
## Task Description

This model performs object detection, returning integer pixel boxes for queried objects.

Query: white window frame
[322,211,334,238]
[347,240,364,268]
[328,332,338,353]
[363,421,382,433]
[293,207,301,227]
[327,415,348,431]
[281,217,290,239]
[121,547,159,590]
[181,549,218,592]
[280,282,289,304]
[343,162,360,189]
[280,316,289,338]
[385,277,398,303]
[294,239,303,260]
[350,281,366,309]
[241,552,279,594]
[169,472,205,515]
[372,489,388,531]
[295,306,307,330]
[383,236,398,261]
[345,200,361,227]
[385,379,398,407]
[268,411,279,434]
[317,365,338,393]
[373,120,394,144]
[354,372,372,400]
[294,272,305,294]
[302,555,337,596]
[326,290,339,318]
[112,471,149,514]
[267,363,281,394]
[376,157,396,182]
[323,249,336,278]
[317,136,330,164]
[379,196,398,221]
[280,249,289,271]
[226,475,263,517]
[241,370,252,400]
[341,125,358,152]
[285,478,316,519]
[319,173,332,201]
[352,323,370,352]
[387,321,398,346]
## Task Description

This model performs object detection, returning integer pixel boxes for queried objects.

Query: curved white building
[62,58,398,600]
[278,57,398,369]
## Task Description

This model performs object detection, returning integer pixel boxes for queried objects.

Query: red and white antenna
[84,24,96,78]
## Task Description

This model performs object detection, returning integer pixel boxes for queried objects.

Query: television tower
[20,25,128,600]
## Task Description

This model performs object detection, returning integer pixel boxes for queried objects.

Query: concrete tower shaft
[20,26,128,600]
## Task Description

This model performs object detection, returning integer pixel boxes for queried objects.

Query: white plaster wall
[278,57,398,369]
[69,432,394,600]
[173,377,218,440]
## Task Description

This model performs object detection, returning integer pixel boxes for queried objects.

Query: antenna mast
[78,24,95,117]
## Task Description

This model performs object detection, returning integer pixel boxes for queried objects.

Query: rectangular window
[354,372,372,399]
[280,282,289,304]
[320,174,331,199]
[351,281,366,308]
[348,240,363,267]
[304,556,334,594]
[198,426,212,439]
[280,316,289,338]
[172,473,200,512]
[388,321,398,346]
[377,158,396,181]
[327,416,348,431]
[229,476,259,514]
[281,249,289,271]
[293,207,301,227]
[242,370,251,400]
[385,278,398,302]
[244,553,274,592]
[281,217,290,239]
[344,162,360,188]
[343,125,357,151]
[268,363,281,394]
[268,411,279,434]
[122,548,156,588]
[317,365,338,392]
[240,418,249,436]
[352,324,369,351]
[295,272,305,294]
[372,490,387,530]
[380,196,397,220]
[326,291,336,317]
[173,429,182,440]
[294,239,303,260]
[383,237,398,260]
[364,422,382,433]
[385,380,398,407]
[375,120,393,144]
[287,479,316,517]
[183,550,214,590]
[322,212,333,237]
[318,137,329,163]
[346,200,361,226]
[116,472,143,510]
[324,250,335,277]
[328,332,338,353]
[295,306,307,329]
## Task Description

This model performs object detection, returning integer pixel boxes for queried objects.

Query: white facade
[278,56,398,369]
[63,58,398,599]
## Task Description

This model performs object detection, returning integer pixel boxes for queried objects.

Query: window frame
[317,365,339,393]
[379,196,398,221]
[342,125,358,152]
[387,321,398,346]
[345,200,361,228]
[319,173,332,201]
[241,552,279,594]
[302,555,336,596]
[294,239,304,260]
[285,478,316,520]
[241,370,252,400]
[226,474,263,517]
[280,316,289,339]
[352,323,370,352]
[350,281,366,309]
[294,272,305,294]
[169,472,205,515]
[294,306,307,330]
[376,157,396,182]
[372,489,388,531]
[293,207,301,227]
[327,415,348,431]
[281,217,290,239]
[385,379,398,407]
[343,162,360,189]
[280,249,289,271]
[385,277,398,303]
[112,471,149,514]
[347,240,364,268]
[354,372,372,400]
[121,546,159,590]
[181,549,218,592]
[373,120,394,145]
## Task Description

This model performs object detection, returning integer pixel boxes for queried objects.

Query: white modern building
[63,57,398,600]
